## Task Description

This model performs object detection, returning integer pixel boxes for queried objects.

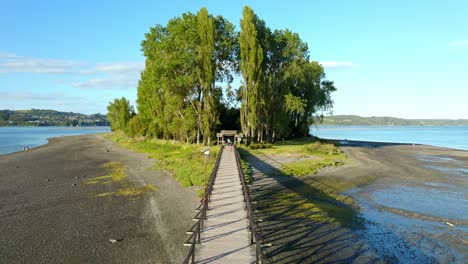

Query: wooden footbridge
[183,146,267,263]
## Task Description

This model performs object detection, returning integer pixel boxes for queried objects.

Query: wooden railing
[234,145,268,263]
[182,145,268,263]
[182,146,224,264]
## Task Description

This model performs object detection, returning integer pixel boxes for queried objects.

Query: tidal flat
[243,140,468,263]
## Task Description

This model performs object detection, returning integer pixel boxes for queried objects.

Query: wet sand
[0,134,198,264]
[245,141,468,263]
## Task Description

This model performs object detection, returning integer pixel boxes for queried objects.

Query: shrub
[125,115,144,138]
[249,143,273,149]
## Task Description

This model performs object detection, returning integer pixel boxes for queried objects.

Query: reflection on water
[351,192,466,263]
[417,155,461,163]
[348,187,467,263]
[372,186,467,221]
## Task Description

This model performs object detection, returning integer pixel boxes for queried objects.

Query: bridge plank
[195,149,255,263]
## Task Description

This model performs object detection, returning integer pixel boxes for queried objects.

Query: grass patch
[270,188,355,225]
[314,174,376,193]
[251,140,348,177]
[240,139,362,226]
[86,161,157,198]
[249,143,273,149]
[86,162,126,184]
[238,148,253,184]
[106,131,220,188]
[96,184,157,197]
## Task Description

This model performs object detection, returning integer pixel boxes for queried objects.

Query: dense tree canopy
[107,6,336,144]
[135,8,237,144]
[107,97,134,131]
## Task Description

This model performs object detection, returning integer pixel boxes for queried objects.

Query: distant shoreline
[327,138,468,152]
[320,115,468,126]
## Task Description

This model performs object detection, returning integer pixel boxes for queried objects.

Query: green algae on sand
[85,162,127,184]
[96,184,157,198]
[86,161,157,198]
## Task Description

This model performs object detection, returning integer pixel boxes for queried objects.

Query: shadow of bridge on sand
[241,149,382,264]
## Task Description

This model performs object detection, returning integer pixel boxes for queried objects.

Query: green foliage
[126,115,144,138]
[239,6,265,144]
[247,140,348,176]
[248,143,273,149]
[237,148,253,184]
[238,7,337,143]
[137,8,238,144]
[106,131,220,188]
[304,141,342,155]
[240,143,357,226]
[111,6,338,144]
[106,97,134,131]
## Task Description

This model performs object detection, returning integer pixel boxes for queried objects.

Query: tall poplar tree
[136,8,237,144]
[107,97,134,131]
[239,6,264,145]
[197,8,215,145]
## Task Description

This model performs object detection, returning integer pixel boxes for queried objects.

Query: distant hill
[0,109,109,127]
[320,115,468,126]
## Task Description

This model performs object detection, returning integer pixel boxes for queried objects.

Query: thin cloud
[95,62,144,74]
[0,92,106,113]
[72,77,137,89]
[0,92,85,102]
[319,61,355,69]
[72,62,143,89]
[0,55,81,74]
[448,40,468,47]
[0,52,144,90]
[0,52,17,58]
[335,82,384,90]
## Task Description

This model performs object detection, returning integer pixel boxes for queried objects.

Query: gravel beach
[0,134,198,264]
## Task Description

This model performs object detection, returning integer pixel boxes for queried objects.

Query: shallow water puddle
[427,165,468,176]
[416,155,460,163]
[372,186,468,221]
[346,183,468,263]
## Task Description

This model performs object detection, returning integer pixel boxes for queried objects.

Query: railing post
[250,224,254,245]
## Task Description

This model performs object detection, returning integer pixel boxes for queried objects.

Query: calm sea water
[311,125,468,151]
[0,126,110,155]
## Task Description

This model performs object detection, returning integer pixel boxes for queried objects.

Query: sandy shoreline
[0,134,198,264]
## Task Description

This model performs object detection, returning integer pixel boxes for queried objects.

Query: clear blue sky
[1,0,467,118]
